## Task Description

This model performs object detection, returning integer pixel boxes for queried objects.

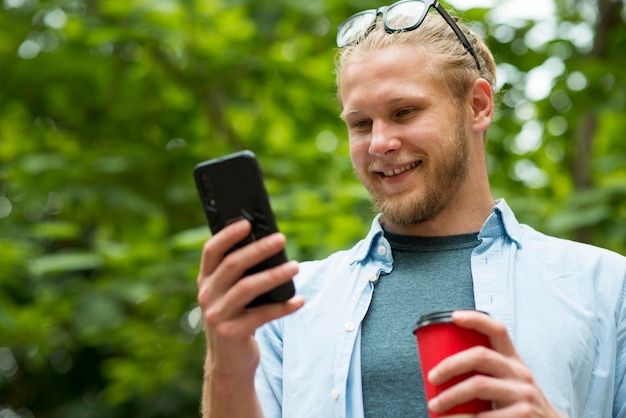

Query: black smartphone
[193,150,295,308]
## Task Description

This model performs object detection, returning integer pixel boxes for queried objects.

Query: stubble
[356,115,470,226]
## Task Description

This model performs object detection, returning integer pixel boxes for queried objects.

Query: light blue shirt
[255,199,626,418]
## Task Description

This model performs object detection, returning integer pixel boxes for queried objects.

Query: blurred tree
[0,0,624,416]
[478,0,626,250]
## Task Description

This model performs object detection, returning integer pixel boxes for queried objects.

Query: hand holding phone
[193,150,296,308]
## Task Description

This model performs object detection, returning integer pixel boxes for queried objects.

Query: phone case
[193,150,295,307]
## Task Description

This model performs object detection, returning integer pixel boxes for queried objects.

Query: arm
[426,310,567,418]
[197,219,304,417]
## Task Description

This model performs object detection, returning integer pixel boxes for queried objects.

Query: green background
[1,0,624,416]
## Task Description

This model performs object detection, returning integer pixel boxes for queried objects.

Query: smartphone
[193,150,295,308]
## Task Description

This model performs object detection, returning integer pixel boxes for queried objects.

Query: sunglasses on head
[336,0,481,71]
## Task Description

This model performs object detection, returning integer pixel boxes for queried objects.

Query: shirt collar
[480,199,523,248]
[351,198,523,264]
[351,214,387,264]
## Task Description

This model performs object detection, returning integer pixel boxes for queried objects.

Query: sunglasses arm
[433,1,482,71]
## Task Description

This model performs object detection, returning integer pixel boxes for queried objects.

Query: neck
[382,198,494,237]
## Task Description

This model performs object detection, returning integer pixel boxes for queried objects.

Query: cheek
[348,137,368,163]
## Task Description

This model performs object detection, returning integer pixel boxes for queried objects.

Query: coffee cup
[413,310,492,418]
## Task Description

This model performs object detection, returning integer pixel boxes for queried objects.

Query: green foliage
[0,0,624,416]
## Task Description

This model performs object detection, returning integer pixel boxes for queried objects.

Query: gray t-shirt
[361,230,480,417]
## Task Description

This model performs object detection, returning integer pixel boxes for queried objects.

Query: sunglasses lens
[338,11,376,47]
[386,1,426,30]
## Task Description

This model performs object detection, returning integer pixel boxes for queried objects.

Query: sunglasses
[336,0,481,71]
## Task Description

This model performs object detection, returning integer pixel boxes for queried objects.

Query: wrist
[203,364,261,418]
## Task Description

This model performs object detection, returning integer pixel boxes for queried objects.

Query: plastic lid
[415,309,489,329]
[415,310,455,329]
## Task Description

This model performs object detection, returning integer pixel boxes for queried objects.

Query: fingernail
[452,310,468,320]
[428,397,439,412]
[284,260,299,270]
[268,233,285,245]
[235,218,250,230]
[427,369,438,383]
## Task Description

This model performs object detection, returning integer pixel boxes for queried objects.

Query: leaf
[30,221,81,241]
[547,204,610,233]
[28,252,104,276]
[168,226,211,250]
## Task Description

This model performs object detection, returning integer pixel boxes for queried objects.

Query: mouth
[377,161,422,178]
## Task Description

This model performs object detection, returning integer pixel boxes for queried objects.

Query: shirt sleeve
[614,268,626,418]
[255,319,285,418]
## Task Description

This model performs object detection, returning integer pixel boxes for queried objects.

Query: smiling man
[195,1,626,417]
[339,43,488,234]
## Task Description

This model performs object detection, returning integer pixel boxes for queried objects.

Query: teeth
[382,162,419,177]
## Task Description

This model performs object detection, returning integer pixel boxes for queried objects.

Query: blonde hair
[335,12,496,105]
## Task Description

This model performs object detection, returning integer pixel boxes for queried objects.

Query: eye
[395,107,415,117]
[349,118,372,130]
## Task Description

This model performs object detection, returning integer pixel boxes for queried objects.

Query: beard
[355,116,471,226]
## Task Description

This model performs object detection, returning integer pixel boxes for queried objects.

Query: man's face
[338,44,471,228]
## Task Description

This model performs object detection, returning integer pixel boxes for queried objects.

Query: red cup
[413,310,492,418]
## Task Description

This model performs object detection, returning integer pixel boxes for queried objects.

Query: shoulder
[494,199,625,271]
[519,223,626,267]
[515,224,626,311]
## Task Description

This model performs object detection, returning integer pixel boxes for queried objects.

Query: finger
[198,230,285,305]
[198,219,252,281]
[452,310,517,357]
[206,295,305,378]
[212,295,306,343]
[205,259,299,325]
[427,374,492,414]
[476,401,540,418]
[427,374,523,414]
[207,232,289,299]
[428,345,517,385]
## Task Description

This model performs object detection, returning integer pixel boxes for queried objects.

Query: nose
[368,121,401,157]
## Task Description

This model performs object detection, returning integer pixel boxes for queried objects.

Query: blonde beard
[356,119,470,226]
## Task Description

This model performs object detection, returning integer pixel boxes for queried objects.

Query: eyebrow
[339,108,359,121]
[339,96,424,120]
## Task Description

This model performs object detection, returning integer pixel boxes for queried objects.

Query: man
[196,1,626,417]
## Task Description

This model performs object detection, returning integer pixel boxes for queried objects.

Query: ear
[468,78,494,133]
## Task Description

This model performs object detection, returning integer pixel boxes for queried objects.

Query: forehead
[338,44,448,109]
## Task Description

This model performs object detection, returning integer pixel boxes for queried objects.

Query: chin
[375,194,440,226]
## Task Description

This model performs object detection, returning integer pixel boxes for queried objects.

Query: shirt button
[368,274,377,282]
[377,245,387,256]
[344,321,355,332]
[330,389,339,400]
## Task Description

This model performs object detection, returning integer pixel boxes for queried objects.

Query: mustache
[366,153,427,172]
